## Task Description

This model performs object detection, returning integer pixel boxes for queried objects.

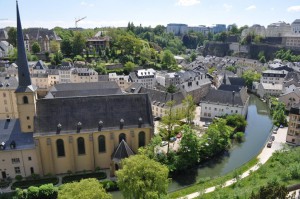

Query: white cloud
[223,3,233,12]
[287,5,300,12]
[176,0,200,7]
[246,5,256,11]
[80,1,94,7]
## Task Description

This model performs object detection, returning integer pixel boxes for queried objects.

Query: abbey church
[0,2,153,179]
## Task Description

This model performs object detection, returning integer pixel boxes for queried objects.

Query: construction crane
[75,16,86,29]
[0,19,8,20]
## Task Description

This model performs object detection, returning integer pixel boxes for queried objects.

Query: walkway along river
[112,94,273,198]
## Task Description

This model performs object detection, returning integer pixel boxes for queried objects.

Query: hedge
[101,180,118,192]
[0,180,11,188]
[62,172,107,184]
[11,177,59,190]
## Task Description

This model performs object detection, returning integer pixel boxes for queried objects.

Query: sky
[0,0,299,29]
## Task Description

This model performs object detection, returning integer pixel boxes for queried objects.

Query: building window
[11,158,20,164]
[77,137,85,155]
[119,133,126,143]
[4,100,7,105]
[28,157,32,161]
[56,139,65,157]
[14,167,21,174]
[3,93,6,97]
[23,96,28,104]
[27,116,30,120]
[28,125,31,129]
[98,135,106,152]
[30,167,34,174]
[138,131,146,147]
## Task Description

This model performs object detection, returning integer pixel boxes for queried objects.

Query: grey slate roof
[112,140,134,163]
[125,83,143,93]
[34,94,153,134]
[16,2,34,92]
[201,88,248,106]
[0,119,34,150]
[46,82,122,98]
[0,76,18,89]
[139,87,185,106]
[98,75,109,82]
[218,84,242,92]
[33,60,47,70]
[228,77,246,87]
[0,29,8,41]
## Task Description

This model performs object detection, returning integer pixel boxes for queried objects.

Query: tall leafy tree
[250,180,288,199]
[72,32,86,56]
[60,38,73,57]
[177,125,201,170]
[8,27,17,47]
[182,94,196,124]
[116,155,169,199]
[161,50,176,70]
[58,178,111,199]
[272,102,287,126]
[31,42,41,54]
[50,40,60,53]
[242,70,261,87]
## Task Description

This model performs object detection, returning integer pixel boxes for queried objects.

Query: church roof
[111,140,134,163]
[0,119,34,151]
[16,2,32,91]
[34,94,153,134]
[45,82,122,98]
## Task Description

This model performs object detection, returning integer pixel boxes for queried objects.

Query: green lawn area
[197,146,300,198]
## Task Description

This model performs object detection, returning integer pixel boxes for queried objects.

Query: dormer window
[120,119,124,129]
[57,123,62,134]
[98,120,103,131]
[77,122,82,133]
[138,117,143,128]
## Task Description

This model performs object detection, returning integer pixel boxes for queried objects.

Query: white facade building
[292,19,300,34]
[129,69,156,89]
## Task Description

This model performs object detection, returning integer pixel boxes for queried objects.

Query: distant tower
[15,1,37,133]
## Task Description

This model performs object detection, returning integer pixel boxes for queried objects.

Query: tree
[116,155,169,199]
[50,51,63,65]
[190,51,197,62]
[32,42,41,54]
[50,40,60,53]
[72,32,86,56]
[58,178,111,199]
[182,95,196,124]
[242,70,261,87]
[177,125,201,170]
[124,61,136,73]
[272,102,287,127]
[161,100,183,154]
[226,114,247,132]
[166,84,177,94]
[161,50,177,70]
[61,38,73,57]
[8,27,17,47]
[250,180,288,199]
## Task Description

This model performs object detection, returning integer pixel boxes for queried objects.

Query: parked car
[273,130,277,134]
[270,135,275,141]
[160,141,168,147]
[267,141,272,148]
[203,122,211,127]
[154,117,161,121]
[170,137,177,142]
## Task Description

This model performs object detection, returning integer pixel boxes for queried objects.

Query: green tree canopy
[161,50,177,70]
[60,38,73,57]
[8,27,17,47]
[50,40,60,53]
[272,102,287,127]
[72,32,86,56]
[242,70,261,87]
[116,155,169,199]
[58,178,111,199]
[31,42,41,54]
[182,94,196,124]
[250,180,288,199]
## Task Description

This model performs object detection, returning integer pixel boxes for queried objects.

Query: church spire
[16,1,32,89]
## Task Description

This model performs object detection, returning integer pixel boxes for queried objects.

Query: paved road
[178,127,288,199]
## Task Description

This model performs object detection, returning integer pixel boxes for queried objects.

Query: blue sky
[0,0,299,29]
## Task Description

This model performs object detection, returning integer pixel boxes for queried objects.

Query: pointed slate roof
[16,1,34,92]
[112,140,134,163]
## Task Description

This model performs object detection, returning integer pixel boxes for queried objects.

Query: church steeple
[16,1,32,90]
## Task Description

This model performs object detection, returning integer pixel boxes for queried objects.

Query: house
[200,85,249,120]
[291,19,300,34]
[0,41,13,58]
[108,73,131,90]
[286,105,300,145]
[279,87,300,110]
[129,69,156,89]
[86,36,110,52]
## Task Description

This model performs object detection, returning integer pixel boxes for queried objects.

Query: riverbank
[175,127,288,199]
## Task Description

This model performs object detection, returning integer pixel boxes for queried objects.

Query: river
[112,94,273,198]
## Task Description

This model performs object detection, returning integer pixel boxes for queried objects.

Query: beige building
[70,68,98,83]
[283,35,300,48]
[286,106,300,145]
[108,73,131,90]
[0,77,19,119]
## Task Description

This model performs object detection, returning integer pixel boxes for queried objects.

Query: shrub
[27,186,39,199]
[101,180,118,191]
[38,184,58,199]
[62,172,107,184]
[11,177,59,190]
[15,175,23,181]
